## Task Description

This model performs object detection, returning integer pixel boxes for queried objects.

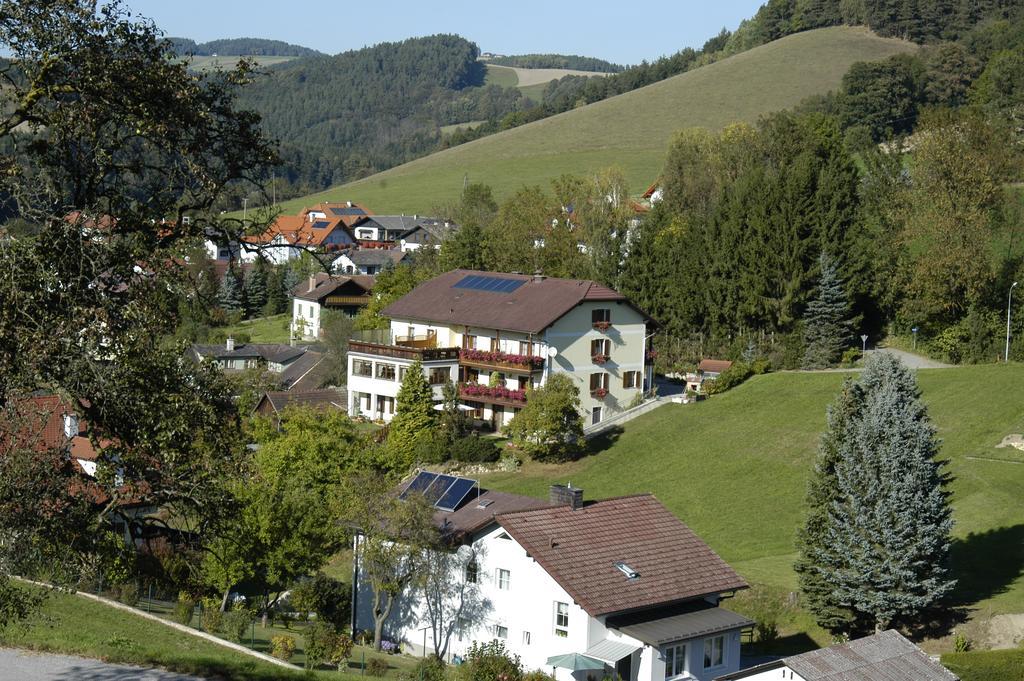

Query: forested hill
[486,54,624,72]
[168,37,322,57]
[237,34,523,193]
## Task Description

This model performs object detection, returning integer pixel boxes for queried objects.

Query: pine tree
[281,264,300,299]
[796,353,955,635]
[264,265,287,315]
[219,266,244,313]
[802,252,852,369]
[244,261,268,317]
[386,359,436,469]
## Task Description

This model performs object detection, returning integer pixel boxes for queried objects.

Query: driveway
[866,347,952,369]
[0,648,203,681]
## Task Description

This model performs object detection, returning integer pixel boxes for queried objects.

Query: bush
[840,347,862,367]
[523,672,556,681]
[173,593,195,626]
[330,633,354,671]
[367,657,389,677]
[450,433,500,463]
[454,640,523,681]
[704,362,754,395]
[277,610,295,629]
[735,586,789,644]
[304,621,335,670]
[200,598,223,634]
[224,607,253,643]
[270,634,296,662]
[954,630,973,653]
[401,655,447,681]
[295,573,351,632]
[117,582,139,607]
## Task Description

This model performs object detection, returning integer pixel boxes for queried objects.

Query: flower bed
[459,348,545,370]
[459,382,528,403]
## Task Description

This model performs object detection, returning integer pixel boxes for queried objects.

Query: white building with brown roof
[290,273,375,340]
[353,482,752,681]
[346,269,656,427]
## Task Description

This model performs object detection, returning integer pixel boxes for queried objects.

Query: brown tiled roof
[247,212,355,248]
[291,273,375,302]
[496,494,747,617]
[641,181,661,199]
[698,359,733,374]
[255,388,347,416]
[382,269,654,335]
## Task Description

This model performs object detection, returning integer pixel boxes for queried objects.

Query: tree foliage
[506,374,583,462]
[802,252,853,369]
[386,360,436,470]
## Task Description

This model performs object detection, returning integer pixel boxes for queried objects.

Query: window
[429,367,449,385]
[522,631,531,646]
[517,376,530,390]
[591,406,602,425]
[465,560,478,584]
[592,308,611,323]
[492,624,508,639]
[519,340,533,356]
[376,363,396,380]
[496,532,511,541]
[399,366,408,382]
[664,643,687,678]
[462,334,477,350]
[308,304,315,319]
[490,337,500,352]
[496,568,510,590]
[359,392,371,411]
[377,395,395,416]
[554,601,569,637]
[591,338,610,357]
[590,373,609,392]
[703,636,724,669]
[352,359,373,377]
[623,370,641,389]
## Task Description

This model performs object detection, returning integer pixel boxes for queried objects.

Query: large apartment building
[346,270,656,428]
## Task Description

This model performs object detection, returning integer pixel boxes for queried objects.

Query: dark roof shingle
[496,494,747,616]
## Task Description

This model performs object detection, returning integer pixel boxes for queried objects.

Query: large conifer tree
[386,359,435,468]
[219,265,245,313]
[801,252,852,369]
[796,353,954,634]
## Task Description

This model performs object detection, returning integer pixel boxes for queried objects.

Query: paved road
[0,648,203,681]
[866,347,952,369]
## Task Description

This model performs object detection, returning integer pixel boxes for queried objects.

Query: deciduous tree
[506,374,583,462]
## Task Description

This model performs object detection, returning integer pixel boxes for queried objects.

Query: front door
[615,655,632,681]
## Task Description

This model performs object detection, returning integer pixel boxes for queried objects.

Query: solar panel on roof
[311,220,330,229]
[423,474,457,504]
[435,477,476,512]
[453,274,526,294]
[398,471,437,500]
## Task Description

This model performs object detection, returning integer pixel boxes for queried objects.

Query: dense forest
[168,37,323,57]
[486,53,623,72]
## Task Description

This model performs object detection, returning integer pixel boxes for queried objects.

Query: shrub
[117,582,139,607]
[840,347,862,367]
[293,573,351,632]
[224,607,253,643]
[330,633,354,671]
[401,655,447,681]
[454,640,523,681]
[277,610,295,629]
[173,593,195,626]
[523,672,556,681]
[367,657,389,677]
[737,586,789,643]
[200,598,223,634]
[270,634,296,662]
[954,630,973,653]
[304,621,335,670]
[450,434,500,463]
[704,362,754,395]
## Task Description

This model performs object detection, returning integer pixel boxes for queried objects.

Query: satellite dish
[547,346,558,358]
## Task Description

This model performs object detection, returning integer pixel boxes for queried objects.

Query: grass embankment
[0,588,418,679]
[273,27,915,214]
[482,364,1024,648]
[943,649,1024,681]
[219,313,291,344]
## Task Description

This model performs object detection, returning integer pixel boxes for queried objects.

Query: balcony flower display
[459,382,528,403]
[592,321,612,331]
[591,354,609,365]
[591,387,609,398]
[459,348,545,369]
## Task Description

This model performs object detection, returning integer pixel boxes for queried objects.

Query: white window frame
[522,631,531,646]
[703,635,724,669]
[496,568,510,590]
[554,601,569,637]
[492,624,508,639]
[664,642,687,678]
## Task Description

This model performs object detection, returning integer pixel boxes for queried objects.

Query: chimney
[346,200,353,208]
[63,413,79,439]
[308,275,316,292]
[533,270,546,283]
[226,336,235,352]
[549,483,583,510]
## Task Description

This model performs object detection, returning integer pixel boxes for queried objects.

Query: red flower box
[591,388,609,398]
[459,348,545,369]
[591,354,609,365]
[458,382,527,403]
[592,321,611,331]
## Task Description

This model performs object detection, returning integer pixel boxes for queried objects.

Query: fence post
[361,650,365,675]
[147,583,153,613]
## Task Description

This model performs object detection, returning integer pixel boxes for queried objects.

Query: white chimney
[308,275,316,292]
[346,201,353,208]
[63,413,79,438]
[226,336,235,352]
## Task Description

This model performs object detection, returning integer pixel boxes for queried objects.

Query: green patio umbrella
[545,652,605,672]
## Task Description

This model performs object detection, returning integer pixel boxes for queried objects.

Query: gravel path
[865,347,952,369]
[0,648,203,681]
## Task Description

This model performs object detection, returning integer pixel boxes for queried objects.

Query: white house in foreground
[715,629,958,681]
[346,269,656,427]
[354,481,752,681]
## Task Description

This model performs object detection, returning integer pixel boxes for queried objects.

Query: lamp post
[911,326,918,351]
[1006,281,1018,362]
[860,334,868,353]
[242,197,248,223]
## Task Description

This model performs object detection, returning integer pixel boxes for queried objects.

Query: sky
[122,1,766,66]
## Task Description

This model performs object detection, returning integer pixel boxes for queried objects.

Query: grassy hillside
[277,26,915,214]
[481,364,1024,618]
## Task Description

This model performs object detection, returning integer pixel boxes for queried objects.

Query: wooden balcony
[349,339,459,362]
[458,349,545,374]
[458,383,528,407]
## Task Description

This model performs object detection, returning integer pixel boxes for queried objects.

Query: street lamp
[860,334,868,353]
[242,197,248,223]
[1006,281,1018,362]
[911,326,919,351]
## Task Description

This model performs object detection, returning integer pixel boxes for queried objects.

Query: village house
[290,273,375,339]
[685,359,733,395]
[350,215,439,246]
[332,248,407,275]
[190,338,325,391]
[346,269,656,427]
[715,629,959,681]
[353,481,752,681]
[397,220,458,252]
[243,201,371,265]
[252,388,347,428]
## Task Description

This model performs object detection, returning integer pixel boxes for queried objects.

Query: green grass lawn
[943,648,1024,681]
[0,588,420,679]
[483,63,519,88]
[481,364,1024,638]
[220,314,291,344]
[269,27,915,214]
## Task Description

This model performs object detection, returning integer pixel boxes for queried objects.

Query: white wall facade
[347,349,458,421]
[291,297,321,340]
[354,525,745,681]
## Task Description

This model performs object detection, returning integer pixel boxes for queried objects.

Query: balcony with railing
[458,348,545,374]
[348,329,459,362]
[458,382,528,407]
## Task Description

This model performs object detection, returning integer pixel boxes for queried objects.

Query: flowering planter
[591,354,609,365]
[592,321,612,332]
[591,388,609,399]
[459,382,528,404]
